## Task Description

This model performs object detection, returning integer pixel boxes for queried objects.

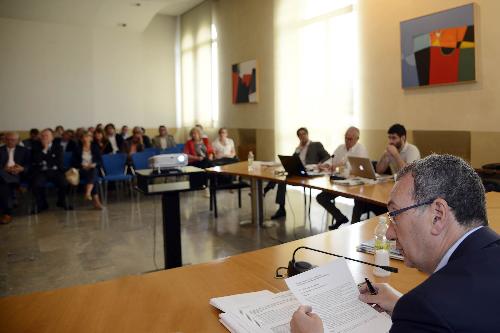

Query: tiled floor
[0,184,356,297]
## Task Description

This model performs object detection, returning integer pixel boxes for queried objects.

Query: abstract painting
[232,60,258,103]
[400,4,475,88]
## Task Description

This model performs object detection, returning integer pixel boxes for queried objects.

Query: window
[275,0,358,154]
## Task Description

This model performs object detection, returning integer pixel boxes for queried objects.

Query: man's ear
[430,198,449,236]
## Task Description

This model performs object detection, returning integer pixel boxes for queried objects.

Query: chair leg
[238,188,242,208]
[213,187,218,218]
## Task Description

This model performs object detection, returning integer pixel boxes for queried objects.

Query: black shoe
[56,201,74,211]
[328,217,349,230]
[271,208,286,220]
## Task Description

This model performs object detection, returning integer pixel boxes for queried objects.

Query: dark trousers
[32,170,68,207]
[190,159,214,187]
[351,199,387,224]
[80,168,98,195]
[0,170,20,215]
[264,181,286,207]
[316,191,348,222]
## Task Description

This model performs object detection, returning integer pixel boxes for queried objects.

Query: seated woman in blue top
[73,131,103,209]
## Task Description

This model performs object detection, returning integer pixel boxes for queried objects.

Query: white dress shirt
[295,141,311,165]
[108,135,119,153]
[7,147,15,167]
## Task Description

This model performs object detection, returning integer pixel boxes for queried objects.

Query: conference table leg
[250,178,264,226]
[161,191,182,269]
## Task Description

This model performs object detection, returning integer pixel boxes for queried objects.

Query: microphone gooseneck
[286,246,398,277]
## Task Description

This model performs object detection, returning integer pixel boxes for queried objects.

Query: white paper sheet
[285,258,392,333]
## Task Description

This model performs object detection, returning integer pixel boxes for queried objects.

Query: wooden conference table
[2,191,499,333]
[207,161,394,225]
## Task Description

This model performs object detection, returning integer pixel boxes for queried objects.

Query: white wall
[0,15,177,131]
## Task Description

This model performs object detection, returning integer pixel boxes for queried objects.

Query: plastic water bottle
[373,216,391,277]
[247,151,254,171]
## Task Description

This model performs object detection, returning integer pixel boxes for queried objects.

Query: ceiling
[0,0,205,31]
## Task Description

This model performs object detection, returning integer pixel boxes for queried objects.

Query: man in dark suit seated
[266,127,329,219]
[22,128,40,151]
[31,128,72,213]
[0,132,30,224]
[104,123,124,154]
[290,154,500,333]
[53,130,77,153]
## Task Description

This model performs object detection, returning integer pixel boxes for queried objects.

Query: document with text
[285,258,392,333]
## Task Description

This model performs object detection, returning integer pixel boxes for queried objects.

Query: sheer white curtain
[274,0,358,156]
[180,2,218,128]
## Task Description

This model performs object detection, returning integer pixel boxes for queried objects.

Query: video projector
[148,153,188,172]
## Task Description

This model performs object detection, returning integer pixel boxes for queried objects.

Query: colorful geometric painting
[232,60,258,103]
[400,4,475,88]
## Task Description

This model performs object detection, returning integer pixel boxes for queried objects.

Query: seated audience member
[22,128,40,150]
[152,125,176,150]
[120,125,129,140]
[73,131,103,209]
[122,127,145,162]
[0,132,30,224]
[53,130,77,153]
[93,129,113,155]
[95,123,103,132]
[75,127,86,143]
[265,127,329,220]
[184,127,214,168]
[31,128,72,213]
[54,125,64,139]
[195,124,209,139]
[140,127,152,148]
[352,123,420,223]
[290,154,500,333]
[87,126,95,135]
[212,127,237,163]
[0,133,5,147]
[104,123,124,154]
[316,127,369,230]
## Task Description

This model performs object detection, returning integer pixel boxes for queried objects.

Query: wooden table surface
[208,161,393,206]
[3,190,499,333]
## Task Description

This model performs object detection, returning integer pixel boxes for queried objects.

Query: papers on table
[210,258,392,333]
[356,239,404,261]
[286,259,392,333]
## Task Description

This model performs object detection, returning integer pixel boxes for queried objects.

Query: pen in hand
[365,278,377,295]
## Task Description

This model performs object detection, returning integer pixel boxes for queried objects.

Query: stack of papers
[356,239,404,261]
[210,259,392,333]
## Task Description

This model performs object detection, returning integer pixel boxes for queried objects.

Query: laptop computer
[278,155,322,177]
[348,156,392,181]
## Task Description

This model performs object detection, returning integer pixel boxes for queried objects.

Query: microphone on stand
[280,246,398,278]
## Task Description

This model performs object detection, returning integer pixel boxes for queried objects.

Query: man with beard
[375,123,420,175]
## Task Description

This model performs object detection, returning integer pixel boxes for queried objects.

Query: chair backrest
[63,152,73,170]
[144,147,160,155]
[176,143,185,152]
[131,151,156,170]
[102,153,128,176]
[162,146,181,154]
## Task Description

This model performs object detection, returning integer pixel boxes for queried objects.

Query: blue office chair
[162,146,181,154]
[101,153,133,203]
[131,150,157,172]
[143,147,160,155]
[176,143,185,153]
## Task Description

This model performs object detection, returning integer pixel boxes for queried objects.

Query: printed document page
[285,258,392,333]
[239,291,300,333]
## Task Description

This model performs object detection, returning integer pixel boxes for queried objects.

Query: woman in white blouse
[212,128,236,161]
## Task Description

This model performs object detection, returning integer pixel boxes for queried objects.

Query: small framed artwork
[232,59,258,103]
[400,4,475,88]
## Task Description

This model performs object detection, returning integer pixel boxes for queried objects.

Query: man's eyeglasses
[387,199,435,226]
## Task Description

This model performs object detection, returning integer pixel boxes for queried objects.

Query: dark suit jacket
[142,135,152,149]
[0,145,30,183]
[53,138,77,153]
[31,141,64,173]
[293,141,329,165]
[391,226,500,332]
[72,143,102,169]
